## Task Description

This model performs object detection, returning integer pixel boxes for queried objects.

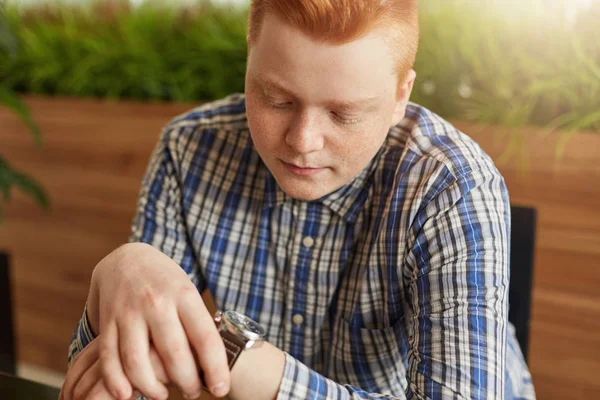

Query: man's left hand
[60,334,169,400]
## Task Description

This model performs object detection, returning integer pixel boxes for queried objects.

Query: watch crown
[214,310,223,324]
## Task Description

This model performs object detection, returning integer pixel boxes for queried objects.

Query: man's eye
[268,100,292,109]
[330,111,361,125]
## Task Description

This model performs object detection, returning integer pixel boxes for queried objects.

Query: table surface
[0,372,61,399]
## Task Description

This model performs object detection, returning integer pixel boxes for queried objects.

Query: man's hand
[60,336,169,400]
[78,242,230,400]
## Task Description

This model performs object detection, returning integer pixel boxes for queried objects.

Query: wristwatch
[214,310,267,370]
[200,310,266,390]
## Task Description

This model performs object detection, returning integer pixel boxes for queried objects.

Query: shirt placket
[287,201,321,362]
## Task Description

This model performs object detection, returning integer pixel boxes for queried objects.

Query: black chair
[0,252,16,375]
[508,205,537,364]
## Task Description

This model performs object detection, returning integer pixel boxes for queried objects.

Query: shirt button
[302,236,314,248]
[292,314,304,326]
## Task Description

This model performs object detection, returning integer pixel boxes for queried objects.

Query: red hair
[247,0,419,81]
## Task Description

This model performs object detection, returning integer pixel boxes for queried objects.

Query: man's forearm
[228,341,286,400]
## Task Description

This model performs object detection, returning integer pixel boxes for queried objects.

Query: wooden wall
[457,122,600,400]
[0,97,598,399]
[0,97,191,373]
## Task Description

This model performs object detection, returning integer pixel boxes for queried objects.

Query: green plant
[412,0,600,137]
[0,0,598,137]
[0,4,50,224]
[2,1,248,101]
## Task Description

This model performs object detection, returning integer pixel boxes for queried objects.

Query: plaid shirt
[70,94,535,399]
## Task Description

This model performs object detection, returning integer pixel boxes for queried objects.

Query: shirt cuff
[68,303,98,366]
[276,352,349,400]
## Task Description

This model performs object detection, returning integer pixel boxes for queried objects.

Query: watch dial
[224,310,266,338]
[245,319,265,335]
[225,310,245,326]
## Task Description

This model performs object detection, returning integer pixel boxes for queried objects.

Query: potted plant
[0,4,50,223]
[0,3,49,375]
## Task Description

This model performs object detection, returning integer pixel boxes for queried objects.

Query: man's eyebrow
[254,74,295,96]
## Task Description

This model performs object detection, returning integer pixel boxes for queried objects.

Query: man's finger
[61,338,99,400]
[148,308,202,399]
[87,379,119,400]
[128,390,143,400]
[98,322,133,400]
[72,360,101,400]
[118,316,169,400]
[149,345,169,384]
[178,288,230,398]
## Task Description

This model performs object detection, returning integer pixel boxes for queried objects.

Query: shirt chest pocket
[326,318,409,395]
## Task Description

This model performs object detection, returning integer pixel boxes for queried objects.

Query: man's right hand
[78,242,230,400]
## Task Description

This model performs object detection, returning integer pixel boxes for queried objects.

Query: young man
[61,1,535,399]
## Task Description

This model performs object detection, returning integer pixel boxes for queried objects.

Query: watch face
[223,310,266,340]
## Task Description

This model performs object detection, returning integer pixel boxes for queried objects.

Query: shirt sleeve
[68,303,97,367]
[403,166,510,399]
[68,124,206,364]
[278,352,408,400]
[276,166,509,400]
[128,125,206,290]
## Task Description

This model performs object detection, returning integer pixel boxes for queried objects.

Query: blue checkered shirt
[69,94,535,399]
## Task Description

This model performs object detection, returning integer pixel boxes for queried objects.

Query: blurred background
[0,0,598,399]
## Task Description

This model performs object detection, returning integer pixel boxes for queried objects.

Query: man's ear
[391,69,417,126]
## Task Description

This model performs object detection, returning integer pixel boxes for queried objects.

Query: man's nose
[285,111,325,154]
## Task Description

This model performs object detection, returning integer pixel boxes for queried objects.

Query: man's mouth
[281,160,326,176]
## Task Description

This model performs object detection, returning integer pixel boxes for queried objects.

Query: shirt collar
[263,165,290,209]
[262,145,385,224]
[316,145,383,223]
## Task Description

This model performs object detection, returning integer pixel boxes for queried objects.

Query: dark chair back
[508,205,537,364]
[0,252,16,375]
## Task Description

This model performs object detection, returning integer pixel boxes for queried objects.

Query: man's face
[245,13,415,201]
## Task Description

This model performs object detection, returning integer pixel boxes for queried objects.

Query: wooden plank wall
[0,97,598,399]
[457,122,600,399]
[0,97,191,373]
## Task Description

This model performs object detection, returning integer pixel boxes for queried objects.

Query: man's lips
[281,160,326,176]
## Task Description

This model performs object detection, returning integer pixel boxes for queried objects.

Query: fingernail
[211,382,227,397]
[184,392,201,400]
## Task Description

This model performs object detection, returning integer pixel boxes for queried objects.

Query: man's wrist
[228,341,285,400]
[86,242,139,334]
[86,270,101,335]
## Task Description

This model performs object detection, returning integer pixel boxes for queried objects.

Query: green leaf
[0,87,42,145]
[0,3,19,56]
[0,156,50,223]
[10,169,50,211]
[0,160,11,201]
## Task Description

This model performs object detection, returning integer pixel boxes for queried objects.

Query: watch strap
[220,329,246,369]
[199,329,246,390]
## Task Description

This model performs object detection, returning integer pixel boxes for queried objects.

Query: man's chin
[280,185,325,201]
[276,179,333,201]
[269,164,343,201]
